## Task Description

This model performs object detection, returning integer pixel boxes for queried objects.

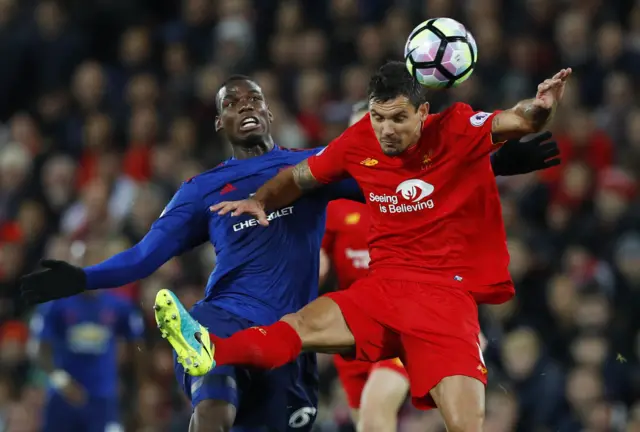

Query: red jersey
[322,200,370,291]
[309,103,514,303]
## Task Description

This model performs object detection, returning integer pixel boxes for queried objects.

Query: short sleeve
[307,134,351,184]
[441,102,503,161]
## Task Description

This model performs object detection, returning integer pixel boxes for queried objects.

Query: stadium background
[0,0,639,430]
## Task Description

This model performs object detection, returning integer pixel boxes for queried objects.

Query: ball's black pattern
[405,18,477,89]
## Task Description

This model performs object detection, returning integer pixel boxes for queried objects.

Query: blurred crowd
[0,0,639,430]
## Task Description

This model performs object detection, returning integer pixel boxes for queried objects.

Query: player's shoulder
[437,102,492,129]
[183,159,258,196]
[345,113,373,140]
[187,161,234,187]
[278,146,322,162]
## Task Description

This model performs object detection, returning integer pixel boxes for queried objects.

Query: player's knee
[281,312,306,334]
[438,397,484,432]
[282,297,352,346]
[280,306,324,340]
[357,409,397,432]
[192,400,235,432]
[444,410,484,432]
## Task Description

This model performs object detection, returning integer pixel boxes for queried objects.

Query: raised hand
[20,260,87,304]
[533,68,572,110]
[210,198,270,226]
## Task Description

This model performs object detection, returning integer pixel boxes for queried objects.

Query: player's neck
[231,138,275,160]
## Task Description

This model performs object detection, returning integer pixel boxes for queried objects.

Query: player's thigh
[175,357,238,429]
[359,361,409,431]
[259,353,318,431]
[286,352,319,431]
[285,277,399,360]
[401,331,487,415]
[41,393,81,432]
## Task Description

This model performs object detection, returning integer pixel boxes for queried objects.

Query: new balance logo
[220,184,236,195]
[250,326,267,336]
[360,158,378,166]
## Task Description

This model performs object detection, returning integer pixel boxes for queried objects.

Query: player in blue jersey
[20,75,560,432]
[29,290,144,432]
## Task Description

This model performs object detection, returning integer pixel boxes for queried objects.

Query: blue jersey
[84,146,363,325]
[30,293,144,398]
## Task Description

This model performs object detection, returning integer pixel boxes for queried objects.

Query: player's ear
[418,103,430,122]
[267,108,274,123]
[215,116,222,131]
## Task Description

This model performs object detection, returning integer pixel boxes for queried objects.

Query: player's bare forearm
[292,160,322,191]
[515,98,556,132]
[492,99,555,142]
[253,160,320,211]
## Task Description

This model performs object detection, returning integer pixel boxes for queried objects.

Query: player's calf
[430,375,485,432]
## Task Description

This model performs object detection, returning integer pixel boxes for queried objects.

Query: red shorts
[333,355,408,409]
[325,273,487,410]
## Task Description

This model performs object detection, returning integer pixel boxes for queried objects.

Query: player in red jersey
[321,102,410,431]
[206,62,571,431]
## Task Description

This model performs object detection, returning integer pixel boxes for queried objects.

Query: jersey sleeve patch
[469,112,491,127]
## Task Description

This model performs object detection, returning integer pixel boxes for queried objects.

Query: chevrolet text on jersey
[233,206,295,231]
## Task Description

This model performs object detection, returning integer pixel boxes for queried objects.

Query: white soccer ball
[404,18,478,89]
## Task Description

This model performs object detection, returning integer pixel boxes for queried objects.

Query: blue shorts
[42,392,120,432]
[175,302,319,431]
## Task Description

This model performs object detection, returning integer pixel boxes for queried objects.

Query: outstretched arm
[491,69,571,142]
[20,181,207,304]
[86,182,207,288]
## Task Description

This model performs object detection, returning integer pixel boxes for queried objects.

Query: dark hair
[221,74,254,87]
[352,100,368,113]
[367,61,427,108]
[216,74,257,111]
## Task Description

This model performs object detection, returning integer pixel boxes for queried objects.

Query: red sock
[211,321,302,369]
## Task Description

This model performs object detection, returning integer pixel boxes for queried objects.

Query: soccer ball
[404,18,477,89]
